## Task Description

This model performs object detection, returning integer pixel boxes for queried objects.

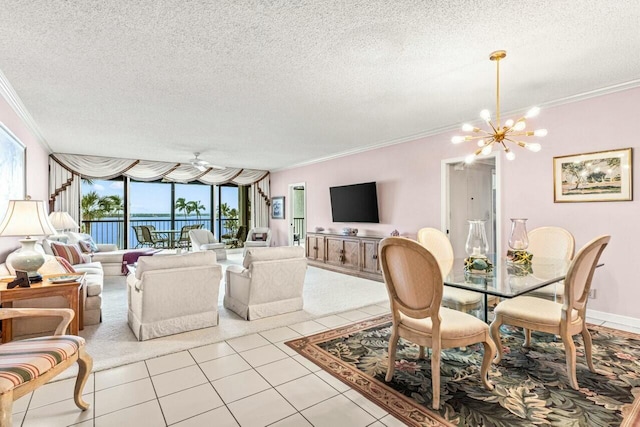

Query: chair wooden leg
[0,391,13,427]
[431,343,441,409]
[489,316,504,363]
[418,345,425,359]
[385,329,399,382]
[74,348,93,410]
[581,326,597,373]
[481,339,496,391]
[523,328,532,347]
[561,333,579,390]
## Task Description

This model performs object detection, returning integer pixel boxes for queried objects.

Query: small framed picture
[553,148,633,203]
[271,196,285,219]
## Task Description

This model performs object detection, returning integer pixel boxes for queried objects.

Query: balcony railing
[82,217,238,248]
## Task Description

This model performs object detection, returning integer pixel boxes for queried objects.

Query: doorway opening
[288,183,306,247]
[441,154,501,259]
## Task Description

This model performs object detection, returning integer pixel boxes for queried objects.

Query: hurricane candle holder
[464,220,493,274]
[507,218,533,265]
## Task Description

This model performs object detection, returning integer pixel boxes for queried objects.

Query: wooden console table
[306,232,384,282]
[0,273,85,343]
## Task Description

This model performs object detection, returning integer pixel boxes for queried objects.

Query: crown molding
[0,68,52,153]
[273,79,640,173]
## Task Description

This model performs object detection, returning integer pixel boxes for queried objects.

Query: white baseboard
[587,309,640,329]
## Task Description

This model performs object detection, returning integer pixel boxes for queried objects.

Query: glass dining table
[442,256,602,322]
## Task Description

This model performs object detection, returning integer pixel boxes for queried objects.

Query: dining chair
[417,227,492,314]
[490,235,610,390]
[527,226,575,301]
[379,237,495,409]
[0,308,92,427]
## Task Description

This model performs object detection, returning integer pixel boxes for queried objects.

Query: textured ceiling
[1,0,639,171]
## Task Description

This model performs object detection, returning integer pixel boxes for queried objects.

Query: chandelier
[451,50,547,163]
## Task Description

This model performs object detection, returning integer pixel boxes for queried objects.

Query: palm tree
[187,200,206,221]
[106,195,124,216]
[81,191,106,234]
[175,197,188,220]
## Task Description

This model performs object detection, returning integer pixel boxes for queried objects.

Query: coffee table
[0,273,85,342]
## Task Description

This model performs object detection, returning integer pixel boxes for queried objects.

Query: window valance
[50,153,269,185]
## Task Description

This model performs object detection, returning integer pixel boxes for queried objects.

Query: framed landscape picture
[0,123,26,217]
[553,148,632,202]
[271,196,285,219]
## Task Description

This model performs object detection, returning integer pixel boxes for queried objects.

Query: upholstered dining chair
[379,237,495,409]
[417,227,492,313]
[0,308,92,426]
[490,235,610,390]
[526,226,575,301]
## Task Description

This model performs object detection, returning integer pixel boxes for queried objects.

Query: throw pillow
[253,233,266,241]
[55,256,77,273]
[78,240,94,254]
[67,232,99,252]
[37,256,77,275]
[50,242,85,265]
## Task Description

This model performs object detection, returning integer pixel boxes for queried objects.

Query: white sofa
[65,232,140,276]
[224,246,307,320]
[127,251,222,340]
[0,245,104,337]
[189,229,227,261]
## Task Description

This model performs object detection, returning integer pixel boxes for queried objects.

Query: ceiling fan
[188,153,225,172]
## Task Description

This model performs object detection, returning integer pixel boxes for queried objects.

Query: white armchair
[189,229,227,260]
[243,227,272,255]
[224,246,307,320]
[127,251,222,340]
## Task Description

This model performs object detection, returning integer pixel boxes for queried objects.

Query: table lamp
[48,211,79,241]
[0,198,57,282]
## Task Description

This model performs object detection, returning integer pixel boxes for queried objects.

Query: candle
[514,240,523,249]
[472,247,481,256]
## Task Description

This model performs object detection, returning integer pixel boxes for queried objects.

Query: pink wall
[0,97,50,260]
[270,87,640,318]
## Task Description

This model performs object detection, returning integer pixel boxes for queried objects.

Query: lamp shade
[0,199,57,237]
[48,211,79,231]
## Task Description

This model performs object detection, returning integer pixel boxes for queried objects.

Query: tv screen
[330,182,380,223]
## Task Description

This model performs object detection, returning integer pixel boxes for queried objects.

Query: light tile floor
[14,304,410,427]
[12,305,636,427]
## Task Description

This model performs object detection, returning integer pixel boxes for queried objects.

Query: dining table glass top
[443,256,572,299]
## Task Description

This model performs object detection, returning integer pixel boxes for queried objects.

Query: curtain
[50,153,268,185]
[251,176,270,228]
[48,158,81,224]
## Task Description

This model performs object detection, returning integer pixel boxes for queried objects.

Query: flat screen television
[330,182,380,223]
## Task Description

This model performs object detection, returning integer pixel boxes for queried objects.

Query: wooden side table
[0,273,85,343]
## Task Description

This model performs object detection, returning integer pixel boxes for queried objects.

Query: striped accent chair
[0,308,92,427]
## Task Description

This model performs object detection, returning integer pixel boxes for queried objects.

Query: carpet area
[286,314,640,427]
[78,252,390,373]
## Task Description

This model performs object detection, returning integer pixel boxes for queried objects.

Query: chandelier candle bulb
[452,50,548,162]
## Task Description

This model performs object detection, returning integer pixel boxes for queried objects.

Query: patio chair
[175,225,201,250]
[132,226,149,248]
[141,225,168,248]
[221,225,248,248]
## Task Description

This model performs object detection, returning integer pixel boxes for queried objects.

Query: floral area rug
[286,315,640,426]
